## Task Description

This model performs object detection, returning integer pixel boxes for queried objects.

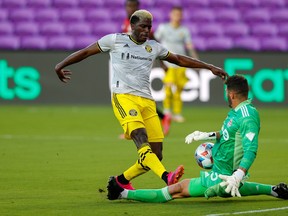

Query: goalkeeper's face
[226,89,232,108]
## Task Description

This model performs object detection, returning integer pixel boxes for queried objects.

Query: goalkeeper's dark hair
[225,75,249,98]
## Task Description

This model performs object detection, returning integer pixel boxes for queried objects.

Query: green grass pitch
[0,105,287,216]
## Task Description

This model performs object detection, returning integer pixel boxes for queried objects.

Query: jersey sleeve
[97,34,116,52]
[156,42,170,60]
[183,27,192,44]
[239,117,260,171]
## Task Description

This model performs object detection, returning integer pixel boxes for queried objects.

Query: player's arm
[165,53,227,81]
[55,42,102,83]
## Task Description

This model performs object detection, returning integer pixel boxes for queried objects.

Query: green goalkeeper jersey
[212,99,260,175]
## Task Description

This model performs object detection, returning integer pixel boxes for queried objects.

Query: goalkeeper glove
[219,169,245,197]
[185,131,216,144]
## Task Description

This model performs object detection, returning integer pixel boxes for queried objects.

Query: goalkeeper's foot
[272,182,288,199]
[116,176,135,190]
[107,176,124,200]
[167,165,184,186]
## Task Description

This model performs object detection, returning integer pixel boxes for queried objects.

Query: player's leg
[107,177,192,202]
[239,181,288,199]
[172,67,188,123]
[163,67,174,115]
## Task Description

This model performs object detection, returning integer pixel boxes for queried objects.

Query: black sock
[117,174,130,184]
[161,171,169,184]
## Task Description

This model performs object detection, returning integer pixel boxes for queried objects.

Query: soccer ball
[194,142,214,169]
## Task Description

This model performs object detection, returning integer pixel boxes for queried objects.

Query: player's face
[170,9,182,24]
[226,88,233,108]
[125,2,139,18]
[132,19,152,43]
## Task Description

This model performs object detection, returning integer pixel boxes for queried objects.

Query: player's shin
[137,143,167,178]
[239,182,273,196]
[124,187,173,203]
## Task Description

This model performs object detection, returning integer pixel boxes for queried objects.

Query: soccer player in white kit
[55,10,227,190]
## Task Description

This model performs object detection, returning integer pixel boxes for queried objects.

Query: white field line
[206,206,288,216]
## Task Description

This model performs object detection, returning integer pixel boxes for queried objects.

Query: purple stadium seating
[85,8,111,22]
[261,37,287,51]
[74,35,97,49]
[59,8,85,23]
[140,0,154,8]
[270,9,288,24]
[52,0,78,8]
[251,23,278,38]
[78,0,104,8]
[21,36,47,49]
[206,36,233,50]
[234,36,261,51]
[0,36,20,50]
[197,23,223,38]
[214,9,241,24]
[154,0,182,10]
[102,0,124,9]
[182,0,209,10]
[188,9,215,24]
[34,8,59,23]
[209,0,234,9]
[9,8,35,22]
[259,0,285,9]
[190,37,207,51]
[110,10,126,22]
[2,0,27,8]
[66,22,91,36]
[91,21,120,37]
[26,0,51,8]
[222,23,249,38]
[47,36,74,49]
[0,22,14,36]
[278,24,288,38]
[0,9,9,21]
[39,22,65,36]
[243,9,270,24]
[234,0,260,11]
[14,22,39,36]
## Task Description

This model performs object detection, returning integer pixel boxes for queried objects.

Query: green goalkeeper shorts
[188,171,223,197]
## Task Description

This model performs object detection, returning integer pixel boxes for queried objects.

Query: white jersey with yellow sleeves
[97,33,170,100]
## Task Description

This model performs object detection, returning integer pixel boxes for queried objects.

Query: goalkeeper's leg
[240,181,288,199]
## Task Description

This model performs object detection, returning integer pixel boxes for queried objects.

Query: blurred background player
[155,6,199,123]
[122,0,172,135]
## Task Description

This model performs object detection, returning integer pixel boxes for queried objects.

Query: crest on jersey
[227,119,233,127]
[145,45,152,53]
[129,109,138,116]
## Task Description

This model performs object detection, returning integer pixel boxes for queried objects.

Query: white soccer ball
[194,142,214,169]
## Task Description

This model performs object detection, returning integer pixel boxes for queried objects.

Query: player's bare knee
[131,128,148,148]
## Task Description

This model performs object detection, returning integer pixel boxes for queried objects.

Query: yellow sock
[137,144,166,178]
[123,161,148,181]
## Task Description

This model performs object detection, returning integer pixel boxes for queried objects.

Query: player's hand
[55,68,72,83]
[185,131,216,144]
[219,169,245,197]
[209,66,228,81]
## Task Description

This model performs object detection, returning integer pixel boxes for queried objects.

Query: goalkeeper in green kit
[107,74,288,202]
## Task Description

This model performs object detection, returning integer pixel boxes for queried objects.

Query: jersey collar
[234,99,252,111]
[129,35,146,45]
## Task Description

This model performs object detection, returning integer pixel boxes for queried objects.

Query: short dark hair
[225,75,249,97]
[171,6,183,11]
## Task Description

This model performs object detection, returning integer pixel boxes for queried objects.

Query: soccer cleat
[116,176,135,190]
[272,182,288,199]
[107,176,124,200]
[162,113,172,135]
[167,165,184,186]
